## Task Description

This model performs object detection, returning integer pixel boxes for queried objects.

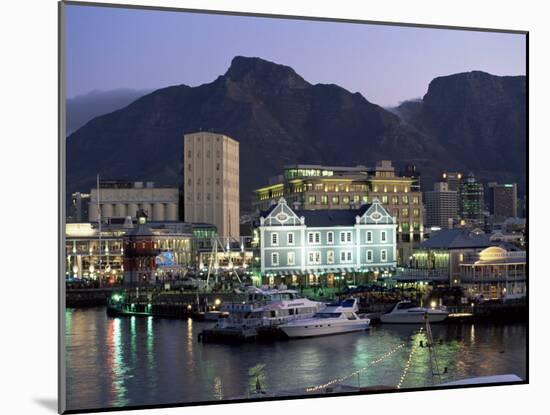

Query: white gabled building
[256,197,397,286]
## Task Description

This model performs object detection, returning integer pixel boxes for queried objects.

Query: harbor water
[65,307,527,411]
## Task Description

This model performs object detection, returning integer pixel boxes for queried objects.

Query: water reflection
[65,308,527,411]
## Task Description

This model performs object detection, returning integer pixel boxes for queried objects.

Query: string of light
[396,327,424,389]
[305,342,406,393]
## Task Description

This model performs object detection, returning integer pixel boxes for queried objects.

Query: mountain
[66,89,151,134]
[66,57,526,213]
[393,71,526,192]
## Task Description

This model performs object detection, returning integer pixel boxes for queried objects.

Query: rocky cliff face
[67,57,526,212]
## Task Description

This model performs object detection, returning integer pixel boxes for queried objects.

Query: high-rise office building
[69,192,90,223]
[459,173,484,227]
[441,172,463,192]
[424,182,459,229]
[488,182,518,219]
[183,132,240,238]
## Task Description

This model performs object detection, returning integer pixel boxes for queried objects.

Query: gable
[358,199,394,225]
[261,198,303,226]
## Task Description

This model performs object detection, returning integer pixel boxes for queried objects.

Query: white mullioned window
[272,233,278,246]
[327,231,334,244]
[366,230,373,243]
[308,251,321,264]
[340,231,352,243]
[308,232,321,244]
[381,230,387,243]
[287,232,294,245]
[272,252,279,266]
[287,252,295,265]
[340,251,352,263]
[327,250,334,264]
[366,249,373,262]
[381,249,387,262]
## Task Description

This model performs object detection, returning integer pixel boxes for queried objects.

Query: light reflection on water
[65,308,526,411]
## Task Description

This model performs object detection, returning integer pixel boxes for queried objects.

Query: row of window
[270,230,388,246]
[270,249,389,266]
[307,194,368,205]
[390,208,421,218]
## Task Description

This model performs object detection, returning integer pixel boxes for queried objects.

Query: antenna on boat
[424,313,444,385]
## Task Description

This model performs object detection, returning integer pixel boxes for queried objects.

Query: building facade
[68,192,90,223]
[257,197,397,287]
[253,160,422,265]
[488,182,518,219]
[441,171,463,192]
[183,132,240,238]
[460,246,526,299]
[424,182,459,229]
[89,180,179,222]
[459,173,484,227]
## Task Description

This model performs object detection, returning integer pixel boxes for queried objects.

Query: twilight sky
[65,4,526,107]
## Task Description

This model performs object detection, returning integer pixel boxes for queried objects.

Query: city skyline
[66,4,526,107]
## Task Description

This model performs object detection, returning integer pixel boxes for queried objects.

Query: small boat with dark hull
[106,292,153,317]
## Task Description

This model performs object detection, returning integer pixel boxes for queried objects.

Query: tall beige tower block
[183,132,240,238]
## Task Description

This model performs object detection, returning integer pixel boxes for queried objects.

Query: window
[327,250,334,264]
[327,232,334,244]
[321,195,328,205]
[308,195,316,205]
[413,208,420,217]
[287,252,295,265]
[331,196,340,204]
[412,196,419,204]
[287,233,294,245]
[402,195,409,204]
[308,251,321,264]
[381,231,387,242]
[391,196,399,205]
[382,196,388,204]
[381,249,387,262]
[272,252,279,266]
[308,232,320,244]
[271,233,278,246]
[216,163,220,171]
[340,231,352,243]
[342,196,350,204]
[402,208,409,218]
[366,231,373,243]
[353,195,360,203]
[340,251,352,263]
[366,250,373,262]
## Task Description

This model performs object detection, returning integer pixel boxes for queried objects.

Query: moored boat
[280,298,370,338]
[380,301,448,324]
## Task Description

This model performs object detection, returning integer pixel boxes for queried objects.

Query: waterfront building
[441,171,463,192]
[256,197,397,287]
[65,222,126,282]
[123,210,193,285]
[459,173,484,227]
[488,182,518,219]
[407,228,492,286]
[424,182,459,229]
[68,192,90,223]
[459,246,526,299]
[253,160,422,265]
[183,132,240,238]
[88,180,179,222]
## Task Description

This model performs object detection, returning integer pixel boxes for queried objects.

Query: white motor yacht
[380,300,448,324]
[280,298,370,338]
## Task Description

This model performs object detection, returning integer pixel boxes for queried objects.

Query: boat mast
[97,174,102,287]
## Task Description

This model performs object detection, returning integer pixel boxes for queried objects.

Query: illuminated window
[308,251,321,264]
[382,196,388,204]
[342,196,350,204]
[391,196,398,205]
[308,195,316,205]
[413,208,420,217]
[331,196,339,204]
[402,208,409,217]
[402,195,409,204]
[287,252,295,265]
[412,196,419,204]
[321,195,328,205]
[327,250,334,264]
